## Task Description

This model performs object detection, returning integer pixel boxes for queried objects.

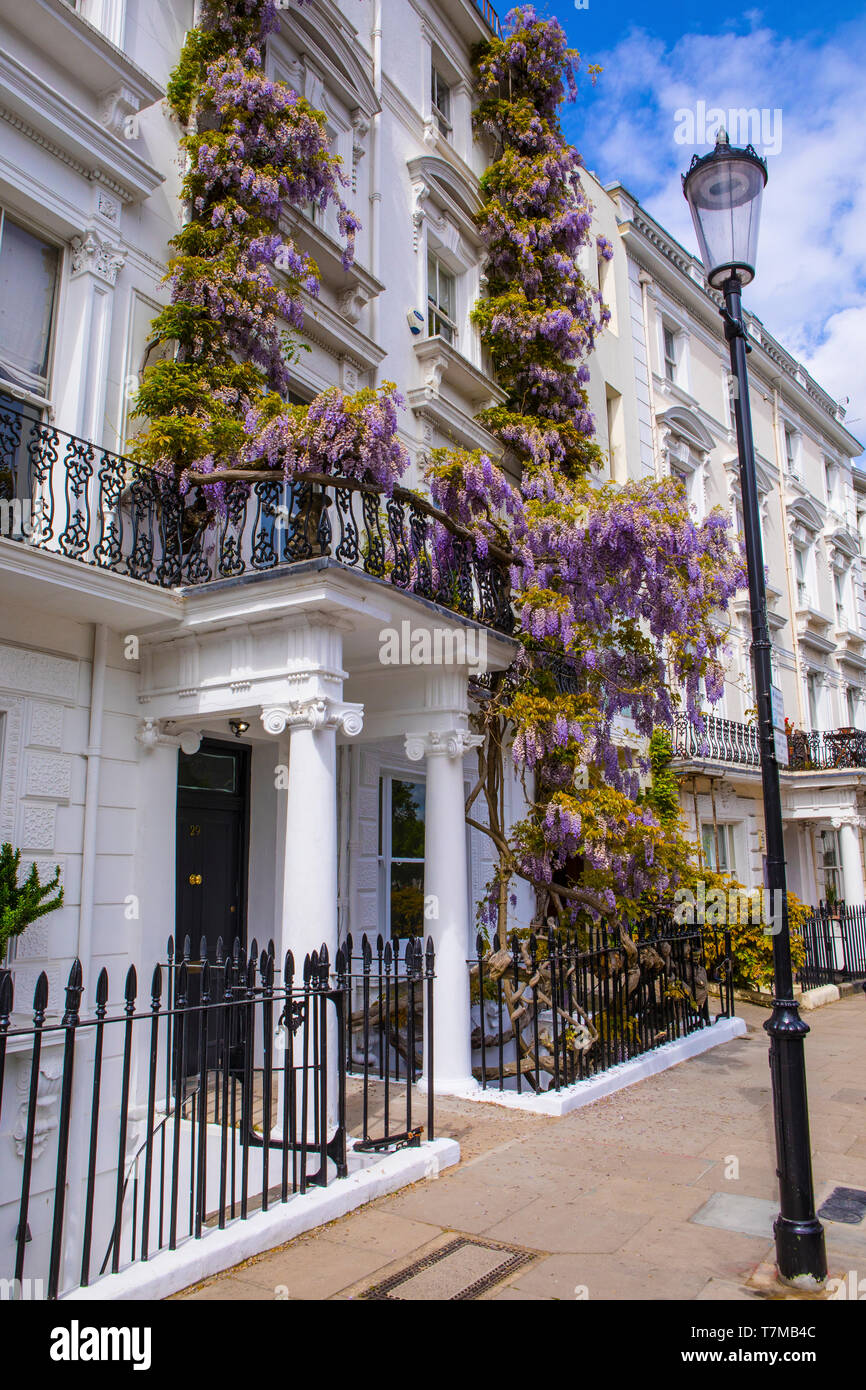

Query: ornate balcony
[670,711,866,773]
[671,712,760,767]
[0,403,513,633]
[786,727,866,771]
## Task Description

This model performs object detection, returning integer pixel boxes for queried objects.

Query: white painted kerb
[433,1016,748,1116]
[62,1138,459,1303]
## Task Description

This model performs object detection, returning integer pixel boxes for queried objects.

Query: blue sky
[530,2,866,450]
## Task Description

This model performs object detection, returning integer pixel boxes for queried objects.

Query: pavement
[176,994,866,1301]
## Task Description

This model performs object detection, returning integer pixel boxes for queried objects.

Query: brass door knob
[188,873,203,886]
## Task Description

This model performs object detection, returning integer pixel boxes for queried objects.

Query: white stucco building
[0,0,863,1296]
[581,173,866,908]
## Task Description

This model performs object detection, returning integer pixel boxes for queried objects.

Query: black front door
[176,737,250,1000]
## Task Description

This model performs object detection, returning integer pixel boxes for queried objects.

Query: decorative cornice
[261,698,364,737]
[0,47,163,203]
[404,729,484,761]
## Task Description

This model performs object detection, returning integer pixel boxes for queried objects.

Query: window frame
[0,206,62,412]
[819,828,842,903]
[430,64,453,138]
[427,250,458,345]
[701,822,736,876]
[663,325,678,383]
[378,773,427,940]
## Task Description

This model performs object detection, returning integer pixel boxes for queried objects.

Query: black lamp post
[683,132,827,1288]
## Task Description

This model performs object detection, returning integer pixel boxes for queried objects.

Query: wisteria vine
[131,0,407,496]
[437,7,746,928]
[132,1,745,928]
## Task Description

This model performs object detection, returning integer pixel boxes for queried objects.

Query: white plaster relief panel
[20,803,57,851]
[24,752,73,802]
[0,698,24,843]
[28,702,65,750]
[14,918,52,959]
[0,645,79,701]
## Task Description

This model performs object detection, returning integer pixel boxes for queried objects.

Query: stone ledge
[433,1016,748,1117]
[61,1137,460,1303]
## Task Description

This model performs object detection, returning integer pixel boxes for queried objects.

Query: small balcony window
[431,65,452,138]
[701,823,735,875]
[427,252,457,344]
[794,547,809,608]
[820,828,841,904]
[663,326,678,383]
[784,425,799,477]
[0,210,59,403]
[847,686,860,728]
[835,570,847,628]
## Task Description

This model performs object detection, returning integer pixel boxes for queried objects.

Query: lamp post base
[773,1216,828,1290]
[764,1001,827,1287]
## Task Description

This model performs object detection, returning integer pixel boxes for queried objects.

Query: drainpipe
[772,381,806,725]
[369,0,382,352]
[76,623,108,973]
[63,621,107,1291]
[638,270,662,480]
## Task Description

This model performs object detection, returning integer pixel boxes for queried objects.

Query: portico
[132,563,516,1092]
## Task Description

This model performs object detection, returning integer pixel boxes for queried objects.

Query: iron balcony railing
[672,713,866,772]
[786,727,866,771]
[0,401,513,633]
[671,712,761,766]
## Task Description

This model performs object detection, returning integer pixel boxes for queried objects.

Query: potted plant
[0,843,64,980]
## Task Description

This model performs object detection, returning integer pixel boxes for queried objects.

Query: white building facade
[585,176,866,908]
[1,0,864,1295]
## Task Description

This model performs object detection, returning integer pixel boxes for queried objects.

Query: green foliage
[700,888,808,990]
[0,844,63,964]
[645,728,680,827]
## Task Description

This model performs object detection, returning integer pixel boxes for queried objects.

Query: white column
[405,728,483,1092]
[837,818,865,906]
[263,696,364,972]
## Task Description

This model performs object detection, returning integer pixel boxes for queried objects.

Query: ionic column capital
[404,730,484,762]
[261,699,364,738]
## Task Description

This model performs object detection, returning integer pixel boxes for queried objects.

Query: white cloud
[569,18,866,451]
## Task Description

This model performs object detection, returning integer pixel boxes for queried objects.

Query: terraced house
[585,180,864,910]
[0,0,861,1301]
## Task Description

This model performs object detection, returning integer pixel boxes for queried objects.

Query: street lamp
[683,131,827,1289]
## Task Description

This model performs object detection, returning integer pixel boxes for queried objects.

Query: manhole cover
[358,1237,535,1301]
[818,1187,866,1225]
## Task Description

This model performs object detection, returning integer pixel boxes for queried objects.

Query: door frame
[175,736,252,956]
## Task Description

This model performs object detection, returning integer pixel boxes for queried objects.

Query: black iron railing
[0,401,513,632]
[786,728,866,770]
[469,920,733,1094]
[671,712,760,766]
[343,933,435,1149]
[796,902,866,989]
[670,711,866,772]
[0,932,436,1300]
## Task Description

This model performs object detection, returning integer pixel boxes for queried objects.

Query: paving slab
[176,996,866,1302]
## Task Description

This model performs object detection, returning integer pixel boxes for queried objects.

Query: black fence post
[81,966,110,1285]
[426,937,435,1141]
[47,959,83,1299]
